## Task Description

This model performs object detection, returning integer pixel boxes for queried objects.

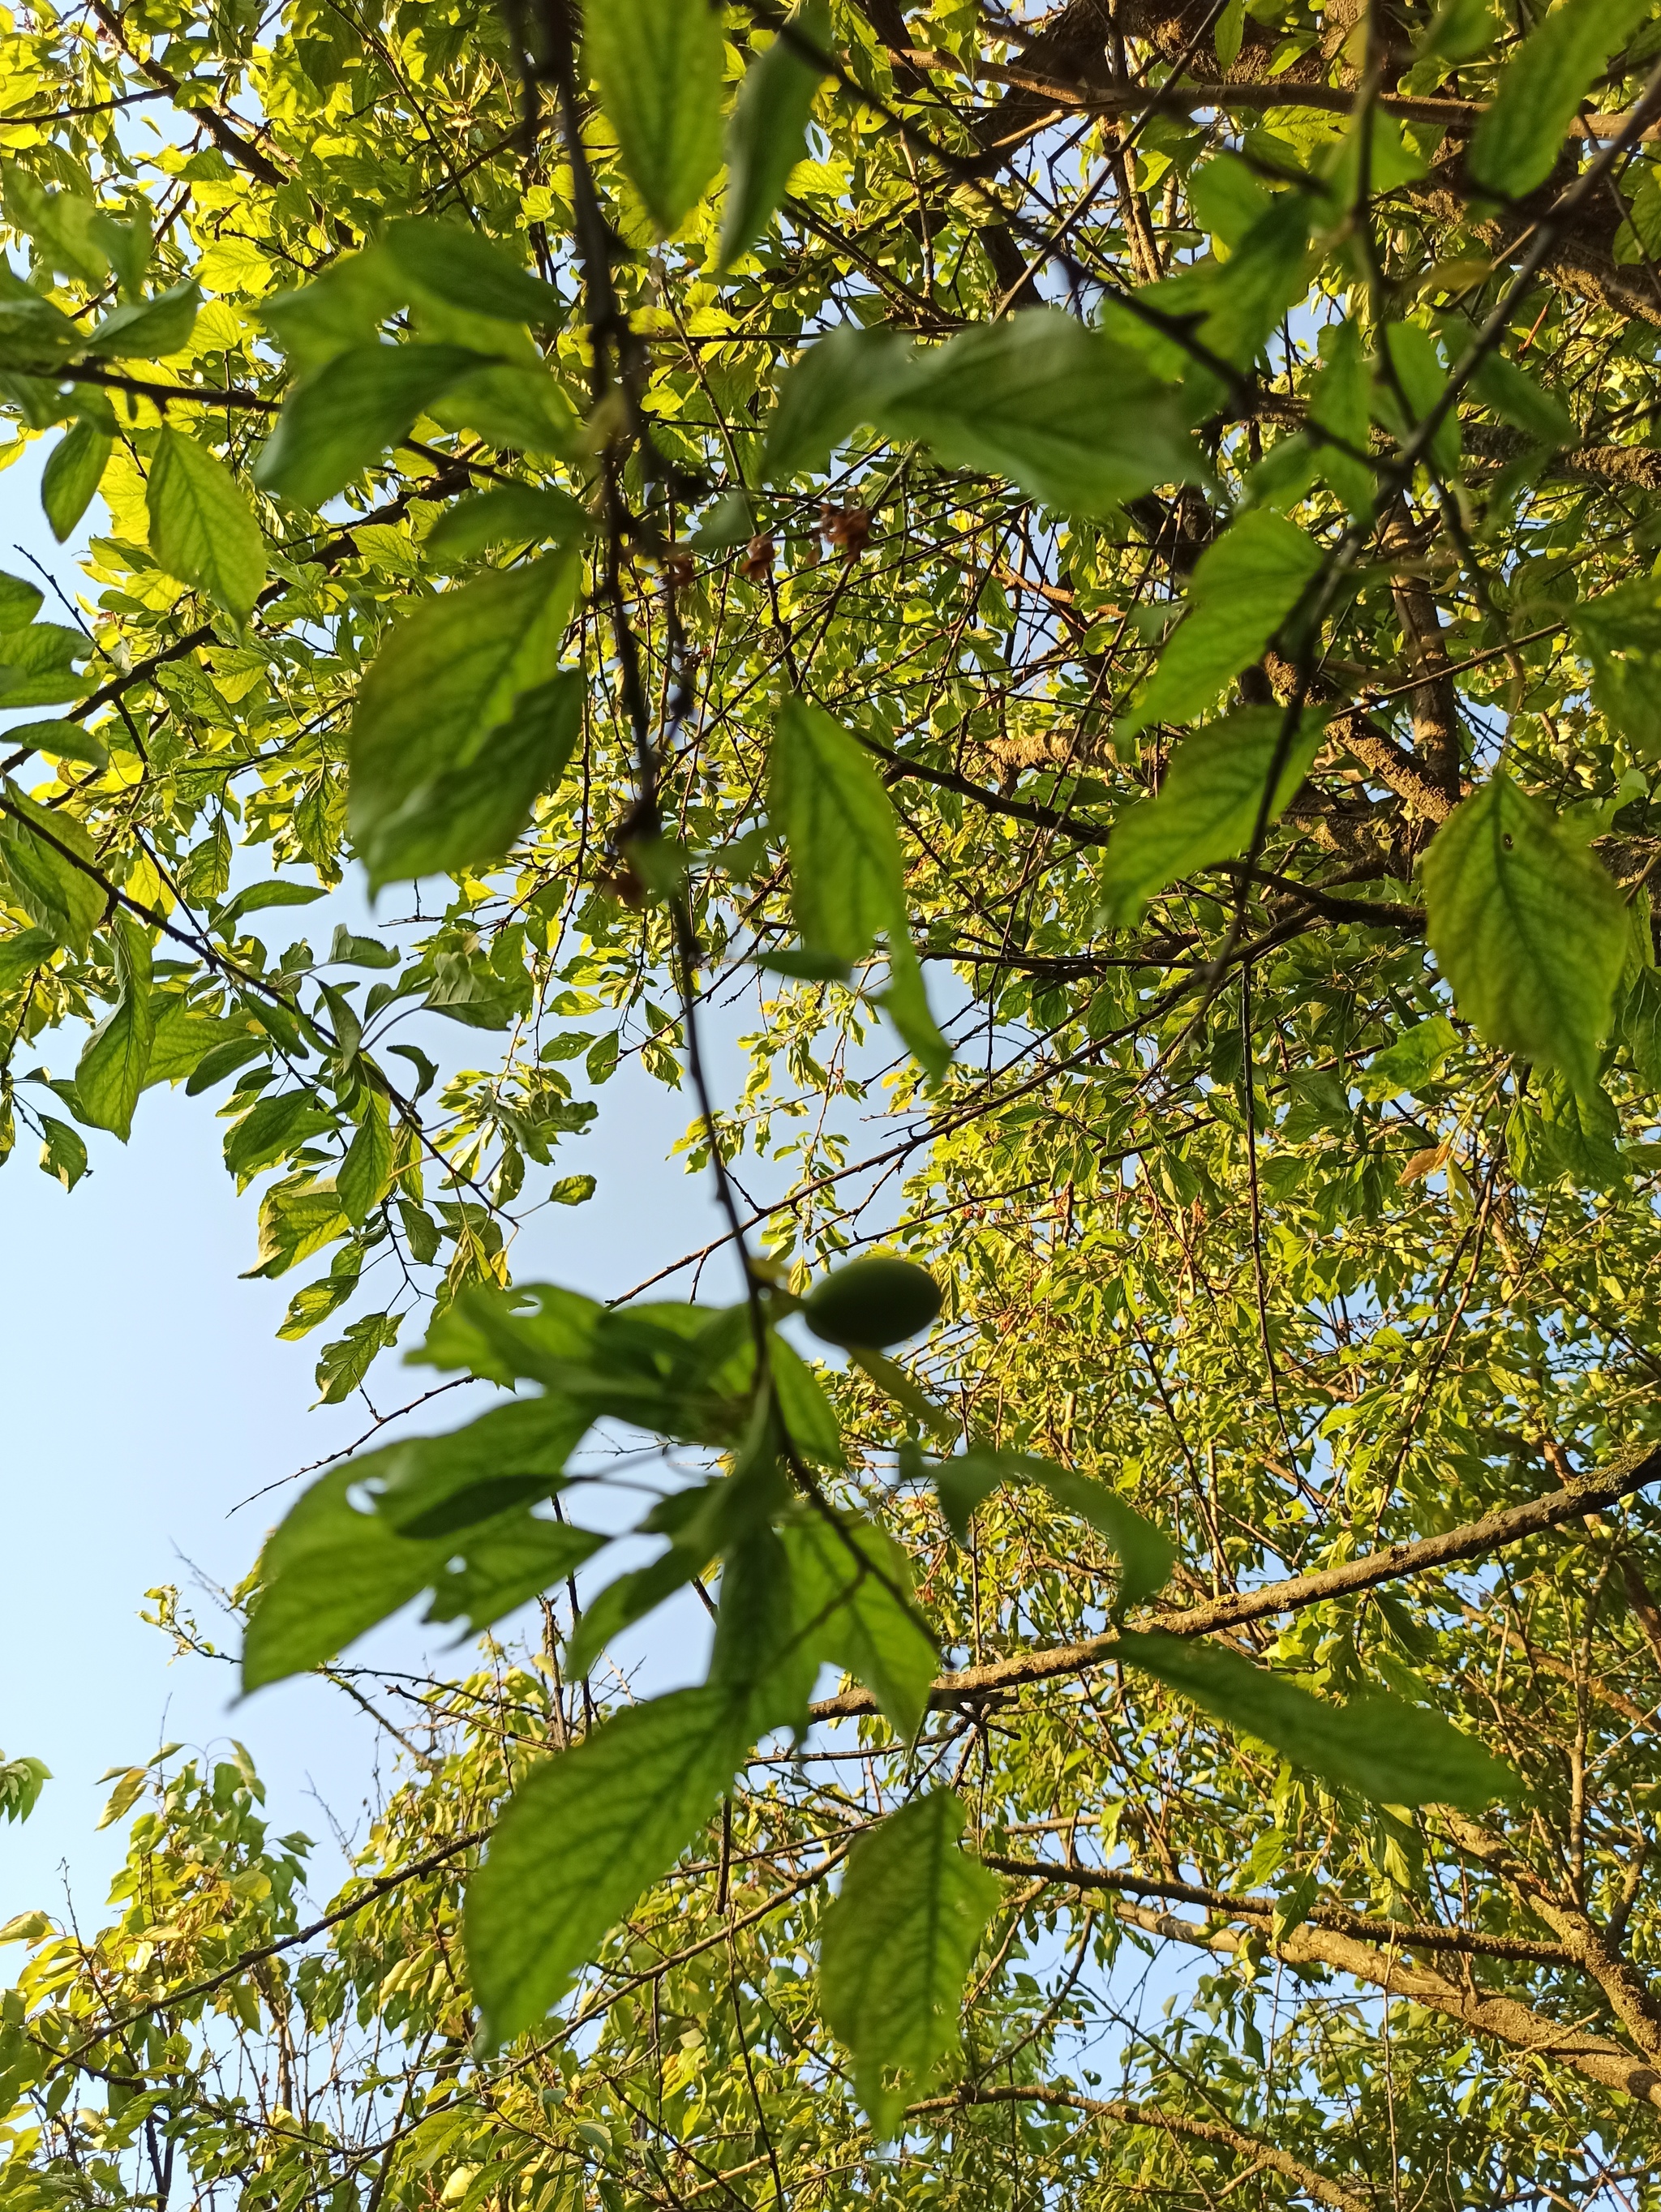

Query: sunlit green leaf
[41,414,112,541]
[935,1446,1174,1610]
[146,427,266,623]
[818,1790,1001,2136]
[466,1686,746,2041]
[1116,512,1323,744]
[1470,0,1651,197]
[75,911,153,1142]
[1422,770,1626,1095]
[1099,705,1326,923]
[719,2,831,271]
[586,0,725,235]
[784,1511,935,1738]
[255,342,495,509]
[1114,1631,1519,1807]
[349,559,582,891]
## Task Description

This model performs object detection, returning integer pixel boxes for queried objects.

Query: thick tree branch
[809,1441,1661,1719]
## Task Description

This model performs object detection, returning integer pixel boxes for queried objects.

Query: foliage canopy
[6,0,1661,2206]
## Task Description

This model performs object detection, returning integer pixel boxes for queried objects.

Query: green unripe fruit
[800,1255,942,1350]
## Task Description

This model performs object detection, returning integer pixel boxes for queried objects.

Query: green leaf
[255,343,495,509]
[146,427,266,624]
[357,667,583,890]
[338,1089,393,1224]
[82,279,200,358]
[2,717,105,769]
[934,1447,1174,1610]
[277,1264,360,1342]
[1574,576,1661,755]
[762,324,916,478]
[427,363,582,458]
[818,1790,1001,2137]
[242,1173,350,1280]
[1214,0,1246,68]
[215,878,329,931]
[847,1346,957,1441]
[1467,349,1574,448]
[0,923,56,992]
[874,310,1200,517]
[371,1395,594,1537]
[41,415,112,541]
[349,558,581,891]
[878,937,951,1082]
[0,620,88,709]
[1115,513,1323,744]
[1422,769,1626,1095]
[242,1465,446,1690]
[586,0,725,235]
[0,784,104,954]
[1357,1015,1460,1101]
[465,1685,746,2041]
[425,484,590,563]
[0,571,44,628]
[184,1031,265,1095]
[1113,1631,1518,1807]
[1192,192,1314,367]
[690,488,753,549]
[710,1524,819,1735]
[88,210,151,298]
[1380,322,1459,478]
[783,1511,936,1738]
[75,912,153,1141]
[260,250,405,375]
[426,1515,607,1635]
[315,1311,401,1404]
[1622,962,1661,1087]
[770,1335,847,1469]
[143,1002,242,1088]
[0,292,82,368]
[1470,0,1651,198]
[1188,153,1272,252]
[719,2,831,270]
[37,1112,88,1190]
[383,220,569,328]
[1534,1066,1626,1188]
[769,695,906,965]
[1098,705,1326,924]
[565,1546,706,1680]
[223,1088,335,1187]
[1423,0,1502,60]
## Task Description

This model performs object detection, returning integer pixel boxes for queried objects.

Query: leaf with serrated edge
[1422,770,1625,1097]
[146,427,265,624]
[1114,1631,1517,1807]
[465,1686,747,2042]
[818,1790,1002,2136]
[1099,705,1325,925]
[586,0,724,236]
